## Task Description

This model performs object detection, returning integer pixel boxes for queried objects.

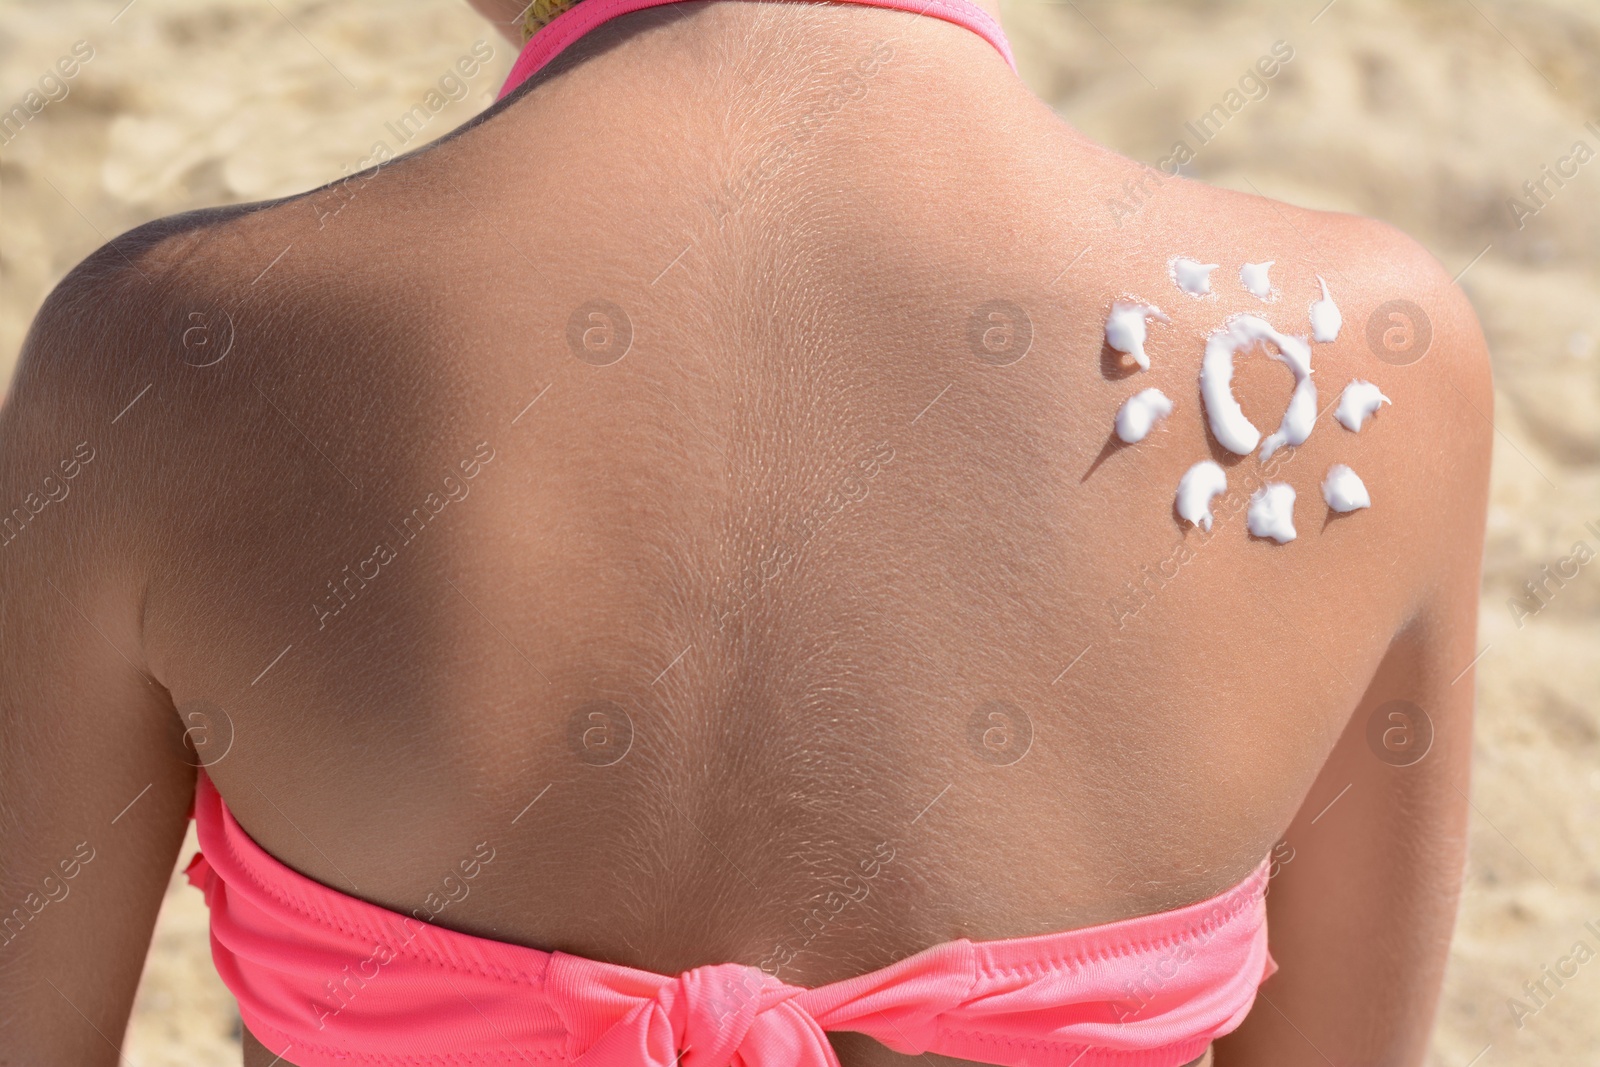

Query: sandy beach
[2,0,1596,1062]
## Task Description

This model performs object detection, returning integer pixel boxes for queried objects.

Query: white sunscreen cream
[1322,464,1370,512]
[1247,482,1297,543]
[1240,261,1275,299]
[1171,258,1219,296]
[1309,276,1341,342]
[1114,388,1175,444]
[1335,379,1391,432]
[1105,302,1170,371]
[1200,315,1317,459]
[1176,460,1227,530]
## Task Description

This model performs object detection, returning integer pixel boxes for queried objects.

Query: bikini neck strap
[497,0,1016,100]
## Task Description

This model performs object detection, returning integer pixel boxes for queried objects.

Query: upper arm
[0,259,194,1064]
[1217,223,1494,1066]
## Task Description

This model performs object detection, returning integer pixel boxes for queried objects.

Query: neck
[476,0,1006,43]
[490,0,1013,98]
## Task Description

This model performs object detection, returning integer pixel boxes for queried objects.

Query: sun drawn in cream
[1102,269,1382,544]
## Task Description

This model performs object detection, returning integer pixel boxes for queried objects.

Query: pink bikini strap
[498,0,1016,100]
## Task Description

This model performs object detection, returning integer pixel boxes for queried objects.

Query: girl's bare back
[0,3,1491,1064]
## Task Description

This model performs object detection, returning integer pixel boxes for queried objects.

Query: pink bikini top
[186,772,1274,1067]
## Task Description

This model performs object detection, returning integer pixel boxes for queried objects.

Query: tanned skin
[0,2,1491,1065]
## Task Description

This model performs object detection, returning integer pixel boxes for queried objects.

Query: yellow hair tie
[521,0,582,40]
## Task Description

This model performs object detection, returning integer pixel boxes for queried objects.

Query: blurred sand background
[2,0,1597,1063]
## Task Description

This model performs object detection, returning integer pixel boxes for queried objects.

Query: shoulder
[7,202,272,412]
[8,156,412,406]
[1217,195,1495,601]
[1244,201,1491,401]
[1148,179,1495,465]
[1085,168,1496,599]
[1298,210,1495,500]
[0,202,291,577]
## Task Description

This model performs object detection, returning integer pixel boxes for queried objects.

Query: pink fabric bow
[546,942,979,1067]
[551,960,827,1067]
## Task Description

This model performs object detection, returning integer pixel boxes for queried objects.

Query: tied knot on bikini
[550,958,833,1067]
